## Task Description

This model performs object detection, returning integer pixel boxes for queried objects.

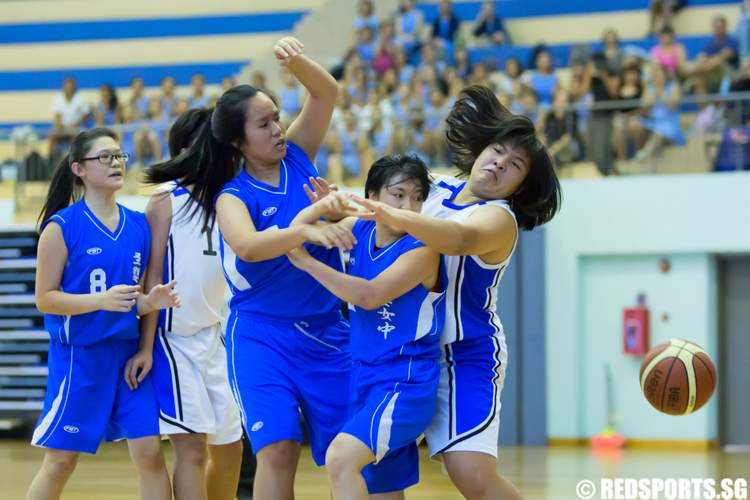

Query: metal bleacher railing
[0,228,44,429]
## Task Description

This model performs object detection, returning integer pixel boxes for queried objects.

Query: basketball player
[287,154,444,500]
[351,86,562,500]
[27,127,180,500]
[148,37,354,500]
[141,109,243,500]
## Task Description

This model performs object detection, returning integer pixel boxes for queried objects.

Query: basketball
[640,339,717,416]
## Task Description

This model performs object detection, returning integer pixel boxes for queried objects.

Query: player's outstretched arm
[279,37,338,161]
[136,279,180,316]
[353,195,516,261]
[287,246,439,310]
[217,192,355,262]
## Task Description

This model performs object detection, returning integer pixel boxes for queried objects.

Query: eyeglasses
[79,152,129,165]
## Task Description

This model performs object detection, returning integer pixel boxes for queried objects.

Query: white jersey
[421,176,517,344]
[158,183,226,336]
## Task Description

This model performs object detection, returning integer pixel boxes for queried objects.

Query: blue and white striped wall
[0,0,324,127]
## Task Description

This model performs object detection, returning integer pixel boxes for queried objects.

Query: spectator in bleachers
[354,0,378,32]
[651,26,687,78]
[250,70,266,90]
[539,88,582,166]
[634,63,685,160]
[737,0,750,60]
[686,15,739,94]
[50,76,91,152]
[360,89,394,132]
[511,85,540,124]
[613,62,645,160]
[356,25,378,65]
[328,108,367,184]
[472,0,509,46]
[467,61,492,88]
[496,57,524,99]
[94,84,122,126]
[128,77,150,119]
[372,38,396,75]
[221,76,237,95]
[160,76,179,116]
[648,0,685,37]
[395,0,424,58]
[134,96,169,165]
[188,73,210,109]
[522,49,559,107]
[453,47,472,79]
[279,70,303,124]
[431,0,460,53]
[366,106,395,161]
[602,29,625,75]
[392,46,416,85]
[583,53,621,174]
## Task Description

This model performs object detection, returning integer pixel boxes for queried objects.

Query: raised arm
[288,246,440,310]
[353,196,517,264]
[276,37,338,161]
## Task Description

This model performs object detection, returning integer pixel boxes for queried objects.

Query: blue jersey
[42,199,150,346]
[218,141,343,321]
[348,220,445,363]
[421,177,517,344]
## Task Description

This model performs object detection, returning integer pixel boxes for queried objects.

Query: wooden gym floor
[2,440,749,499]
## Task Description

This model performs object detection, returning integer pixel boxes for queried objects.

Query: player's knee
[259,440,299,473]
[209,440,243,467]
[42,451,78,479]
[449,462,497,497]
[324,439,357,481]
[174,438,208,468]
[129,439,166,471]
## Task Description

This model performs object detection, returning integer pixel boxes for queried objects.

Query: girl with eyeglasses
[26,127,180,500]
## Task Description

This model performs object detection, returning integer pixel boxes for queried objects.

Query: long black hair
[365,154,431,200]
[38,127,119,230]
[146,85,275,229]
[445,85,561,230]
[168,108,211,158]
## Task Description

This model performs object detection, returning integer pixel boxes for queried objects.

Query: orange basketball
[639,339,717,416]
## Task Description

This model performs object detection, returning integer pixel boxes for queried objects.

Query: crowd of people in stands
[48,0,750,180]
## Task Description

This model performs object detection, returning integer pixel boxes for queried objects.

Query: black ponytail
[38,127,119,231]
[146,85,273,229]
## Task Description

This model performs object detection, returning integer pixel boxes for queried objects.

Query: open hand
[147,280,181,311]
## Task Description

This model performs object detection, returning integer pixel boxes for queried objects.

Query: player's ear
[70,161,83,178]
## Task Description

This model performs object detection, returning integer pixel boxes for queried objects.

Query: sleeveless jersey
[348,220,445,363]
[41,199,150,346]
[157,182,226,336]
[421,177,517,344]
[218,140,343,322]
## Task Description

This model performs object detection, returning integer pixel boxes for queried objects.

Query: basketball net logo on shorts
[132,252,142,283]
[376,302,396,340]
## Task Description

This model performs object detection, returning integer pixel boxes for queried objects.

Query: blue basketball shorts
[346,356,439,494]
[31,337,160,454]
[225,310,351,465]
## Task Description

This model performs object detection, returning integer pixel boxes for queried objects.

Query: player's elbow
[355,288,388,311]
